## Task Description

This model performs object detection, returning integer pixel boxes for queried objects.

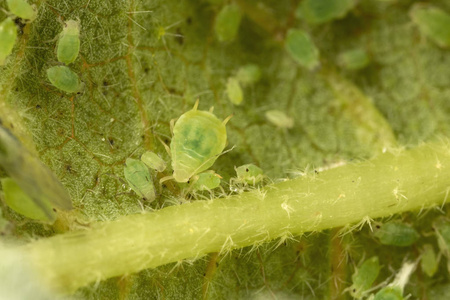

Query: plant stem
[24,141,450,293]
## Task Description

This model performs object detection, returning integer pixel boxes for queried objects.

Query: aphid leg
[192,99,199,111]
[157,135,171,156]
[159,175,174,184]
[209,106,214,113]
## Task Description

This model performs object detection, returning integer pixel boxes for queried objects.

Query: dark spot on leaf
[109,138,114,146]
[175,28,184,45]
[186,17,192,25]
[103,81,109,86]
[53,208,57,212]
[36,105,41,109]
[66,165,72,173]
[246,168,249,172]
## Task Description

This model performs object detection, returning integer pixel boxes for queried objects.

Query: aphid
[6,0,37,21]
[0,125,72,222]
[56,19,81,65]
[372,260,416,300]
[236,64,261,86]
[46,65,82,93]
[141,151,166,172]
[373,221,419,247]
[265,110,294,129]
[226,77,243,106]
[189,171,221,191]
[349,256,380,299]
[0,18,18,66]
[285,29,320,70]
[433,217,450,272]
[170,100,229,183]
[123,158,155,202]
[409,4,450,48]
[296,0,356,25]
[235,164,263,185]
[214,3,242,42]
[337,48,370,71]
[1,178,55,222]
[420,244,438,277]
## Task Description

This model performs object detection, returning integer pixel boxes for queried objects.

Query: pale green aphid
[409,4,450,48]
[123,158,155,202]
[6,0,37,21]
[46,65,82,93]
[349,256,380,299]
[170,101,229,183]
[141,151,166,172]
[373,221,419,247]
[433,217,450,272]
[265,110,294,129]
[0,125,72,222]
[420,244,438,277]
[338,48,370,71]
[1,178,55,222]
[0,18,18,66]
[189,172,221,191]
[296,0,356,25]
[57,19,81,65]
[373,287,403,300]
[285,29,320,70]
[226,77,243,105]
[236,64,261,86]
[214,3,242,42]
[235,164,263,185]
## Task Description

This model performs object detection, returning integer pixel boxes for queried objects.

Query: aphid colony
[123,101,264,202]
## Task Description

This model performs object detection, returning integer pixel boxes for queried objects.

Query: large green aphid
[409,4,450,48]
[214,3,242,42]
[124,158,155,202]
[56,19,81,65]
[420,244,438,277]
[46,66,82,93]
[235,164,263,185]
[1,178,55,222]
[285,29,320,70]
[373,221,419,247]
[170,101,229,183]
[296,0,356,25]
[189,172,221,191]
[141,151,166,172]
[349,256,380,299]
[6,0,37,21]
[0,18,17,66]
[0,125,72,222]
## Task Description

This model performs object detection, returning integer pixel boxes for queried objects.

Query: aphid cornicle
[46,65,82,93]
[56,19,81,65]
[0,18,18,66]
[170,101,229,183]
[6,0,37,21]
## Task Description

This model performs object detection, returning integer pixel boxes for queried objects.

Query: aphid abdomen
[171,110,226,182]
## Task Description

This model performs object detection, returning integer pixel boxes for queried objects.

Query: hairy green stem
[24,141,450,293]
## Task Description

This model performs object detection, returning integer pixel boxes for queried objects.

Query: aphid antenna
[222,114,233,125]
[192,98,199,111]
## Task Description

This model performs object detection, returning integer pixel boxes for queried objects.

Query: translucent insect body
[57,19,81,65]
[170,101,228,183]
[0,18,18,65]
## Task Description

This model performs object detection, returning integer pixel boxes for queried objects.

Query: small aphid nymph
[349,256,380,299]
[373,221,419,247]
[337,48,370,71]
[296,0,356,25]
[123,158,156,202]
[226,77,243,105]
[57,19,81,65]
[190,171,221,191]
[420,244,438,277]
[410,4,450,48]
[285,29,320,70]
[170,100,229,183]
[141,151,166,172]
[6,0,37,21]
[214,3,242,42]
[236,64,262,86]
[46,65,82,93]
[0,18,18,65]
[265,110,294,129]
[235,164,263,185]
